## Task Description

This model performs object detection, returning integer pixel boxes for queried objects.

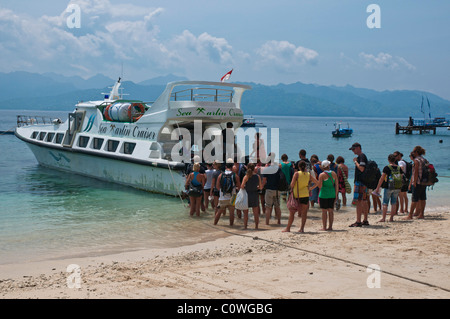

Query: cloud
[255,40,319,71]
[0,1,320,82]
[0,1,244,80]
[359,52,416,71]
[0,2,182,78]
[171,30,234,65]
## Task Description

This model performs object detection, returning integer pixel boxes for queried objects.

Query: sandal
[362,220,370,226]
[349,222,362,227]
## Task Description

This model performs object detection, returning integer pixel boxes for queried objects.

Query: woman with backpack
[185,163,206,217]
[410,145,428,219]
[373,154,403,222]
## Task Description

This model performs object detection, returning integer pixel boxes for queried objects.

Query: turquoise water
[1,110,449,264]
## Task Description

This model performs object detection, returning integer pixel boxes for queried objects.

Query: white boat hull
[14,80,253,197]
[25,142,186,196]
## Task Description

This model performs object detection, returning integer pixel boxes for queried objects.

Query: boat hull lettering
[174,107,243,119]
[98,123,156,140]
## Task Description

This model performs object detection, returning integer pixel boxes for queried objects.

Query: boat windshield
[170,86,234,102]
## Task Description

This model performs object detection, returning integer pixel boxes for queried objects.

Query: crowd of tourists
[183,141,434,232]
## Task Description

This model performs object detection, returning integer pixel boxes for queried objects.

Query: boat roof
[147,80,252,114]
[75,80,251,109]
[165,80,251,90]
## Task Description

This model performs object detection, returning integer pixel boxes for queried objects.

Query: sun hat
[321,160,331,168]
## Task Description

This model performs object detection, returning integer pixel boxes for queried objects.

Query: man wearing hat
[349,143,369,227]
[214,158,241,226]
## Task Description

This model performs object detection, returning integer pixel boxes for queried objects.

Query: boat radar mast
[102,77,127,101]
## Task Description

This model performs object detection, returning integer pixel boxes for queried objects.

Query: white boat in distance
[15,79,251,196]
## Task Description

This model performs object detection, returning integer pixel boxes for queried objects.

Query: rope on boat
[167,157,187,208]
[0,127,16,136]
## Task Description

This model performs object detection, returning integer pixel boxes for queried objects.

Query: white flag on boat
[220,69,233,82]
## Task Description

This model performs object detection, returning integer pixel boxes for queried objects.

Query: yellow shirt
[293,172,310,198]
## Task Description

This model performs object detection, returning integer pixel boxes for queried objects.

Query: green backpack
[388,165,402,190]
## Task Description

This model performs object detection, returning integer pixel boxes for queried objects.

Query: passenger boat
[332,122,353,138]
[15,78,251,196]
[241,116,266,127]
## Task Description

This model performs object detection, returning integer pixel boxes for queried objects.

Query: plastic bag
[234,189,248,210]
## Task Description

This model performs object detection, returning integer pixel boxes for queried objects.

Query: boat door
[62,111,85,147]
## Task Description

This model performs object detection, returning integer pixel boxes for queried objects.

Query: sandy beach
[1,204,449,299]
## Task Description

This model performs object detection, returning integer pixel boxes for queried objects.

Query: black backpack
[220,171,236,195]
[405,161,413,180]
[278,169,288,192]
[360,160,379,188]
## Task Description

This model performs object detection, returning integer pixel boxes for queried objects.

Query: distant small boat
[332,122,353,138]
[241,116,266,128]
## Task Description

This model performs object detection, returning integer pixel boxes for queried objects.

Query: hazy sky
[1,0,449,99]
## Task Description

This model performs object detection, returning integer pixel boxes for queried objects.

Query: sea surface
[1,109,449,264]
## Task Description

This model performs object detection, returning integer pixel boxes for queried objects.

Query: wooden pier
[395,117,450,135]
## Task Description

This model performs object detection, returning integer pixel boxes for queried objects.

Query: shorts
[213,189,220,197]
[411,184,427,202]
[218,199,233,209]
[319,197,335,209]
[382,188,400,206]
[296,197,309,205]
[265,189,280,208]
[353,181,368,201]
[400,183,409,193]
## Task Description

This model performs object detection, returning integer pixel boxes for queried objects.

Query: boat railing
[171,87,234,103]
[16,115,62,127]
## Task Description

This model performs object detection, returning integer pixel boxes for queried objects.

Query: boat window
[78,136,90,148]
[107,140,120,152]
[46,132,55,142]
[38,132,46,141]
[93,138,104,150]
[123,142,136,155]
[171,87,234,102]
[31,131,39,139]
[55,133,64,144]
